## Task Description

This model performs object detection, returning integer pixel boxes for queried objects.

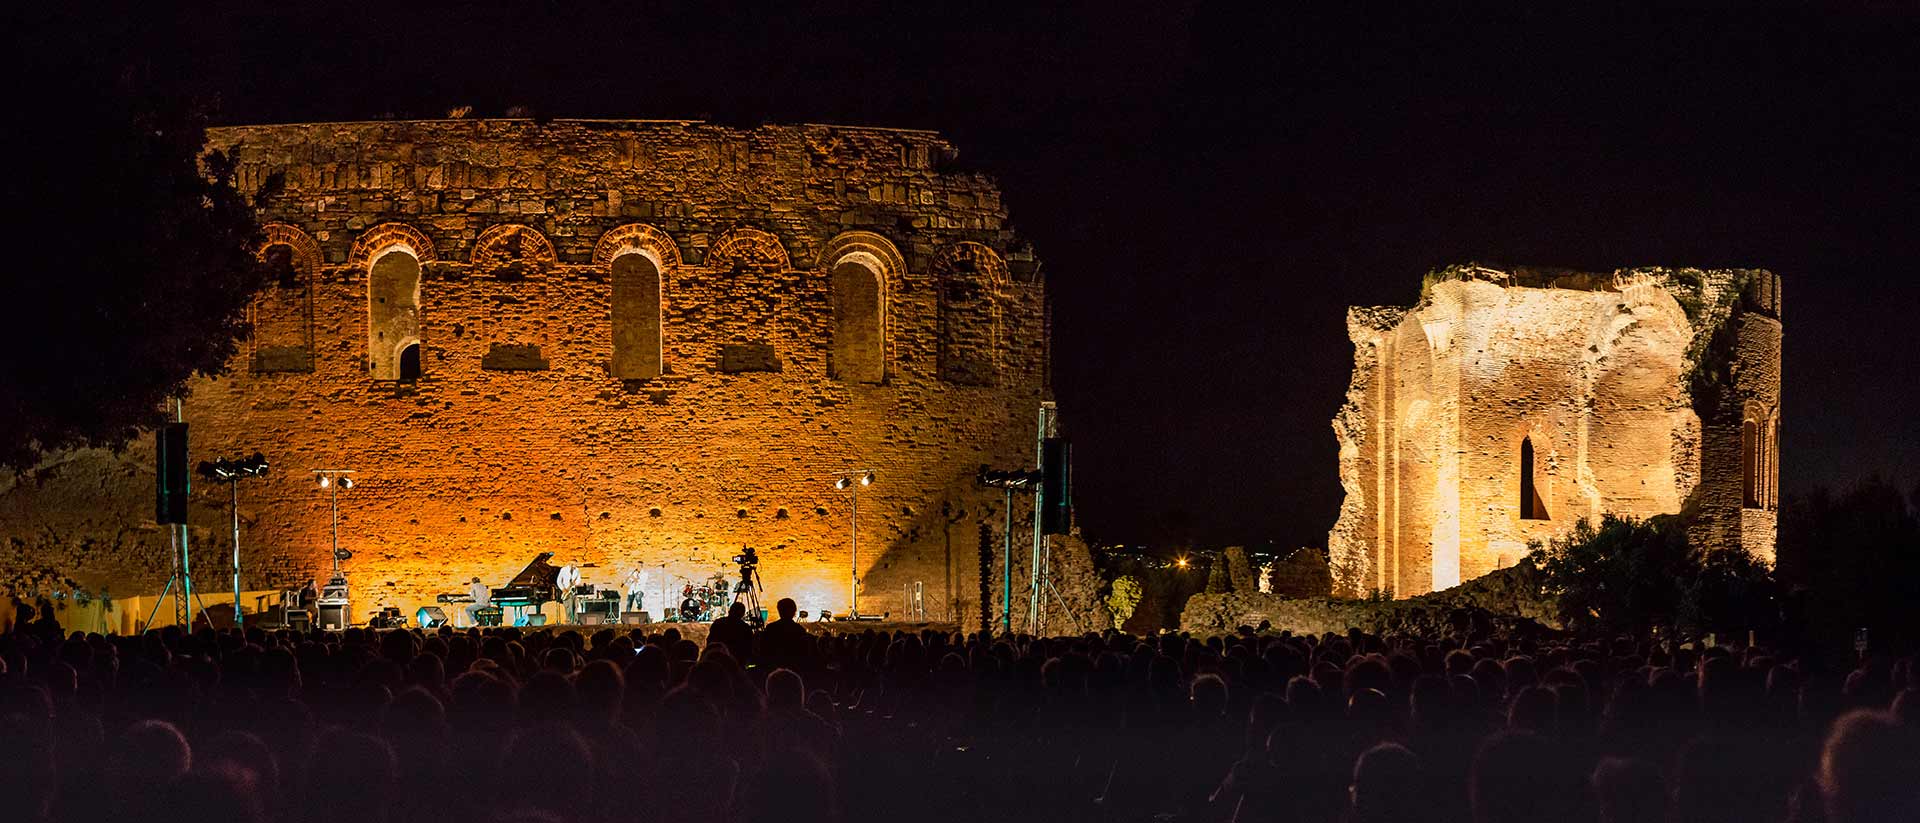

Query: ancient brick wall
[1328,266,1779,598]
[0,120,1050,626]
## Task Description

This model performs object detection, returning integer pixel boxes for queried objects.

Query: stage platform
[410,619,960,645]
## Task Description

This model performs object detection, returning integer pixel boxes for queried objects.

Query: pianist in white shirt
[463,577,490,627]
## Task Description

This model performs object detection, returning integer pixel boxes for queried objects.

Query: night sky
[18,2,1920,549]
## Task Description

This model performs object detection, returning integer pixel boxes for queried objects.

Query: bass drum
[679,597,704,621]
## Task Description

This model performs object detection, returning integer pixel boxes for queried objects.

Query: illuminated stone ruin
[1328,265,1782,598]
[0,119,1050,625]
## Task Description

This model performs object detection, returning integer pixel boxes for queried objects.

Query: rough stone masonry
[0,119,1051,626]
[1327,265,1782,598]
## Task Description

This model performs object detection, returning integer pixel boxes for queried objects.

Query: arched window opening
[398,343,422,382]
[1742,418,1760,508]
[251,241,315,373]
[830,258,884,383]
[368,248,422,380]
[1520,436,1549,520]
[611,252,663,379]
[264,244,299,288]
[1766,415,1780,510]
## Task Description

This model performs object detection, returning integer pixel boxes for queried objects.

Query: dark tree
[0,12,267,469]
[1533,514,1778,639]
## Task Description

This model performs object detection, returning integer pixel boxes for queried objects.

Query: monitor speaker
[286,609,311,632]
[621,611,650,626]
[581,613,606,626]
[416,606,448,628]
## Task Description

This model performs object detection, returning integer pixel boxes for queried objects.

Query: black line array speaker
[1040,436,1072,535]
[156,423,190,524]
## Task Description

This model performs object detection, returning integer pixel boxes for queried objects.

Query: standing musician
[462,576,490,628]
[625,568,649,613]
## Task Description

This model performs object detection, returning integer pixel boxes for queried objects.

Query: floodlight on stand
[199,450,271,625]
[831,467,878,617]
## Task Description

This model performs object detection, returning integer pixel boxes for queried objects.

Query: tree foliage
[1104,574,1143,630]
[1533,514,1779,638]
[1,18,267,469]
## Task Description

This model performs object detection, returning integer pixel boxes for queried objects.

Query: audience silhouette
[2,602,1918,823]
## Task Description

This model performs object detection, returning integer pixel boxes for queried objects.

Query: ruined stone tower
[1327,265,1781,598]
[0,120,1050,626]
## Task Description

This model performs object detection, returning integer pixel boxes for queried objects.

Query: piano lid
[503,551,561,589]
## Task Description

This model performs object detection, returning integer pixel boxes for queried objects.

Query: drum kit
[677,571,736,622]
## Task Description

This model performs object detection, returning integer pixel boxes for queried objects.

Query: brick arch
[820,232,900,385]
[250,223,320,373]
[933,241,1010,285]
[705,227,790,271]
[933,241,1004,387]
[471,223,557,275]
[592,223,682,270]
[350,222,437,268]
[817,231,907,280]
[257,223,321,272]
[1742,399,1776,510]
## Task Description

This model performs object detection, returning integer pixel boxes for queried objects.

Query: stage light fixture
[861,471,874,486]
[319,475,330,488]
[835,477,850,490]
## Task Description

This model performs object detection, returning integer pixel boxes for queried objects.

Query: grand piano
[491,552,561,625]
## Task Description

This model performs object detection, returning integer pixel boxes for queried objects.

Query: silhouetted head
[1351,743,1423,823]
[1819,709,1920,823]
[1470,730,1581,823]
[730,602,746,619]
[778,598,798,620]
[767,668,805,710]
[1591,756,1665,823]
[1190,673,1229,718]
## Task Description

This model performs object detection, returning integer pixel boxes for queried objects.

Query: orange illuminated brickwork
[0,120,1050,625]
[1328,267,1781,597]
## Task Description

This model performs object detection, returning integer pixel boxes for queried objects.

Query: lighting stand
[1029,402,1057,633]
[977,465,1038,635]
[200,453,269,627]
[831,469,877,617]
[312,469,355,629]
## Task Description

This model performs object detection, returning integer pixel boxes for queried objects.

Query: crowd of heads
[3,599,1918,823]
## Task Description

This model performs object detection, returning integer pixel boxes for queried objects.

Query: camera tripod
[734,564,765,626]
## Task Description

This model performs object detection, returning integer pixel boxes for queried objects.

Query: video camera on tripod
[732,546,765,625]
